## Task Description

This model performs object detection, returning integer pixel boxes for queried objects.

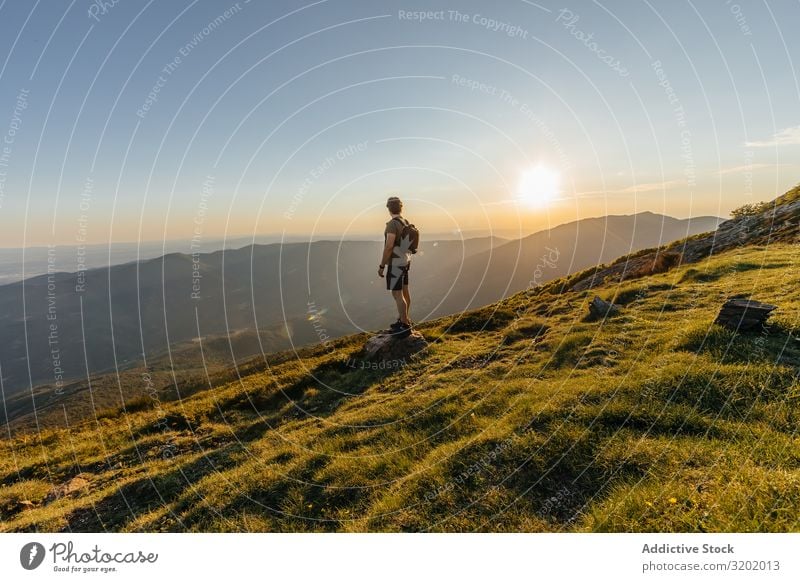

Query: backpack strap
[390,217,408,248]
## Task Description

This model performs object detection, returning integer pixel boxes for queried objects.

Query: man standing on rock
[378,196,414,335]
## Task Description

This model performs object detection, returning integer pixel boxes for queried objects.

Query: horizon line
[0,209,726,250]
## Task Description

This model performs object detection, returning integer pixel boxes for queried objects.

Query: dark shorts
[386,262,410,291]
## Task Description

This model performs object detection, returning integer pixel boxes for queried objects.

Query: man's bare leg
[402,285,411,323]
[391,289,410,325]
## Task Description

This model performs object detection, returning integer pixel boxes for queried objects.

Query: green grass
[1,243,799,532]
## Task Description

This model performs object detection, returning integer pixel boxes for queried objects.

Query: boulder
[714,297,777,331]
[44,474,90,504]
[363,329,428,365]
[588,296,620,318]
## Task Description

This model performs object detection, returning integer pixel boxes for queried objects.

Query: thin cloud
[616,179,685,193]
[573,179,684,198]
[715,163,791,176]
[745,126,800,147]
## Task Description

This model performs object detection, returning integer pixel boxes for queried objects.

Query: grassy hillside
[1,235,798,531]
[0,321,320,434]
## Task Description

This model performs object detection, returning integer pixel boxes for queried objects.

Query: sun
[517,165,560,206]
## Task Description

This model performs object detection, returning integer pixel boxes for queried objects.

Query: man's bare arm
[381,233,396,266]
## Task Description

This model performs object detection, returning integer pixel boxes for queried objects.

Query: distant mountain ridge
[419,212,722,314]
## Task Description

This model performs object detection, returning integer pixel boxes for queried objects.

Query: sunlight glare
[517,165,560,207]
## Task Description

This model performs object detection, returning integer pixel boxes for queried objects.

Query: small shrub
[652,251,682,273]
[730,202,772,218]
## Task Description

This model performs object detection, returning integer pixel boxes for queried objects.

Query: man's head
[386,196,403,215]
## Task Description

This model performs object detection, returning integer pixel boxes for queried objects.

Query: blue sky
[0,0,797,246]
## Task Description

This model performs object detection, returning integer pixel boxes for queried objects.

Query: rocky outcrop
[44,474,90,504]
[714,298,777,331]
[588,296,620,318]
[570,195,800,292]
[363,330,428,365]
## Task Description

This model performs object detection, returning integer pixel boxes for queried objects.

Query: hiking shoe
[389,321,412,337]
[389,319,404,330]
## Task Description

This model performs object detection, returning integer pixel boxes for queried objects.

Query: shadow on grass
[679,261,789,284]
[676,321,800,366]
[214,347,417,426]
[59,446,241,532]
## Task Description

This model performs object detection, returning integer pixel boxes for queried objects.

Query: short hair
[386,196,403,214]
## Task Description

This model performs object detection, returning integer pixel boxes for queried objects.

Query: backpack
[392,217,420,255]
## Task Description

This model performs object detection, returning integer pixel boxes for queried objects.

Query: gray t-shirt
[385,216,412,267]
